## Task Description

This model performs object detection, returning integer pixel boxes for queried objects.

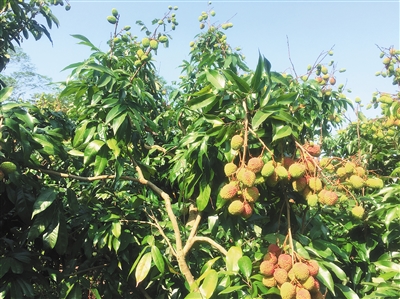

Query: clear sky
[15,0,400,118]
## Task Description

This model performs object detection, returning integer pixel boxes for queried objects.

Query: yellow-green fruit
[247,157,264,173]
[140,54,149,61]
[107,16,117,24]
[292,177,307,192]
[354,166,366,177]
[318,189,338,206]
[288,268,295,281]
[365,178,384,189]
[280,282,296,299]
[306,260,319,277]
[336,167,347,178]
[241,201,253,219]
[302,276,316,291]
[344,162,356,174]
[136,49,145,57]
[319,157,331,168]
[260,260,276,276]
[262,276,277,287]
[237,168,256,187]
[261,161,275,177]
[230,135,244,150]
[243,186,260,203]
[273,268,289,285]
[150,40,159,50]
[304,159,316,173]
[288,163,306,179]
[219,183,238,200]
[278,254,292,272]
[351,206,365,219]
[254,174,266,185]
[134,60,142,66]
[307,194,319,207]
[308,177,322,192]
[275,165,289,181]
[349,175,364,189]
[228,199,244,215]
[293,262,310,282]
[142,37,150,47]
[379,96,393,104]
[159,35,168,43]
[200,23,205,29]
[0,161,17,174]
[111,8,119,17]
[321,66,328,75]
[224,162,238,176]
[296,288,311,299]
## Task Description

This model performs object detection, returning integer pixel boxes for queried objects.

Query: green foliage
[0,4,398,299]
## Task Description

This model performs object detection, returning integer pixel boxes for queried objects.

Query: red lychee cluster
[260,245,324,299]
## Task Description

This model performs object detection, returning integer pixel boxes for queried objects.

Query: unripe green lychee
[308,177,323,192]
[219,183,238,200]
[230,135,244,150]
[260,260,276,276]
[349,175,364,189]
[243,186,260,203]
[107,16,117,24]
[354,166,366,177]
[228,199,244,215]
[344,162,356,174]
[365,178,384,189]
[336,167,347,178]
[247,157,264,173]
[296,288,311,299]
[275,165,289,181]
[0,161,17,174]
[293,262,310,282]
[224,162,238,176]
[264,252,278,264]
[274,268,289,285]
[280,282,296,299]
[288,268,295,281]
[304,159,316,173]
[266,171,279,187]
[306,260,319,277]
[254,174,266,185]
[268,244,282,257]
[351,206,365,219]
[136,49,145,57]
[307,194,319,207]
[288,163,306,179]
[142,37,150,47]
[292,177,307,192]
[278,254,292,272]
[261,161,275,177]
[159,35,168,43]
[319,157,331,168]
[150,40,159,50]
[111,8,119,17]
[262,276,277,287]
[237,168,256,187]
[301,276,316,291]
[321,66,328,75]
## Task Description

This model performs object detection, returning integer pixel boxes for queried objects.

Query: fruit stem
[285,194,295,265]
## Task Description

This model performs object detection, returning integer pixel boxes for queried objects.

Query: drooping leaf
[199,269,218,299]
[32,188,57,219]
[226,246,242,272]
[238,256,253,278]
[135,252,152,286]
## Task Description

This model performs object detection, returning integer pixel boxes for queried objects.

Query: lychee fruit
[278,254,292,272]
[264,252,278,264]
[293,262,310,282]
[280,282,296,299]
[365,178,384,189]
[336,167,347,178]
[318,189,338,206]
[344,162,356,174]
[275,165,289,181]
[237,168,256,187]
[351,205,365,219]
[292,177,307,192]
[296,288,311,299]
[282,157,295,169]
[224,162,238,176]
[241,201,253,219]
[304,144,321,157]
[247,157,264,173]
[228,199,244,215]
[242,186,260,203]
[349,175,364,189]
[219,183,239,200]
[288,163,306,179]
[262,276,277,287]
[273,268,289,285]
[261,161,275,177]
[306,260,319,277]
[260,260,276,276]
[308,177,323,192]
[268,244,282,257]
[230,135,244,150]
[142,37,150,47]
[307,194,319,207]
[301,276,316,291]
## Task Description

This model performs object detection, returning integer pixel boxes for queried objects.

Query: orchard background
[0,1,399,299]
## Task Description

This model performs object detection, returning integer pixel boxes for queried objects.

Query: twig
[184,236,228,256]
[286,36,298,79]
[146,210,177,257]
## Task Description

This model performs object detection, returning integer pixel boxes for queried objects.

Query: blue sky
[16,0,400,118]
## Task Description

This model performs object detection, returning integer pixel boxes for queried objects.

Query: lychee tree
[0,4,399,299]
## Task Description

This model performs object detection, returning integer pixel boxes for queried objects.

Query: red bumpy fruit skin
[296,288,311,299]
[243,186,260,203]
[264,252,278,264]
[304,144,321,157]
[219,183,238,200]
[306,260,319,277]
[237,168,256,187]
[273,267,289,285]
[260,260,276,276]
[278,254,293,272]
[268,244,282,257]
[247,157,264,173]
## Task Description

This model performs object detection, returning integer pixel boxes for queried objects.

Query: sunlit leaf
[135,252,152,286]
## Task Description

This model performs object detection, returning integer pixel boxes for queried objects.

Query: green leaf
[72,120,89,148]
[252,109,274,129]
[226,246,242,272]
[66,283,82,299]
[251,53,263,91]
[93,146,108,176]
[272,125,292,142]
[222,69,250,93]
[0,257,11,279]
[335,284,360,299]
[316,262,335,295]
[43,221,59,249]
[205,69,225,90]
[187,93,218,110]
[84,140,105,166]
[218,285,245,295]
[111,222,121,238]
[151,246,165,274]
[184,294,203,299]
[199,269,218,299]
[238,256,253,278]
[71,34,101,51]
[135,252,152,286]
[32,188,57,219]
[105,104,125,124]
[196,181,211,212]
[0,86,13,102]
[321,261,347,281]
[200,257,221,275]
